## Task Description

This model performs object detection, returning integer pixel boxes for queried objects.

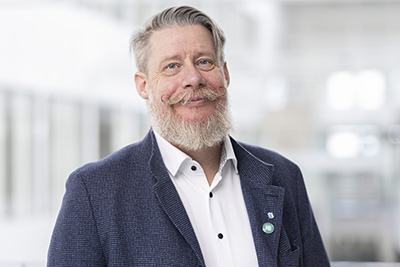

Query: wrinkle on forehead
[149,26,214,60]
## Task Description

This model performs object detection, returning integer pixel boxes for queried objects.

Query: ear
[134,71,149,99]
[223,62,230,87]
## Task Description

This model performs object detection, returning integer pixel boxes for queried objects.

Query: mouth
[162,88,226,106]
[180,97,207,106]
[189,97,204,102]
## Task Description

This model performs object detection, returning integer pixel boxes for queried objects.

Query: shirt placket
[208,170,234,267]
[184,160,222,264]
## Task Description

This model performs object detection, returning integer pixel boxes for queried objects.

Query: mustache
[161,88,226,105]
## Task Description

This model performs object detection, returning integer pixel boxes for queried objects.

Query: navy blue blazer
[48,130,330,266]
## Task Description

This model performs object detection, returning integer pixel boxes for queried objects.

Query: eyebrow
[159,55,182,66]
[159,51,217,67]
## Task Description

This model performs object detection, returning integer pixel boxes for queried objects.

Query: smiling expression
[135,24,230,123]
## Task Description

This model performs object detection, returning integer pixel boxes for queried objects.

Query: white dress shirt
[154,131,258,267]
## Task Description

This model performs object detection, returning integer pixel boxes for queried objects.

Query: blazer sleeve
[295,168,330,266]
[47,171,106,267]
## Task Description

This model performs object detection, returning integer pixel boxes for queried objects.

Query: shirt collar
[221,135,239,173]
[153,130,238,177]
[154,130,189,177]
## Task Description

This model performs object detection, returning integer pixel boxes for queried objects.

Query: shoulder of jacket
[233,138,302,176]
[70,132,153,180]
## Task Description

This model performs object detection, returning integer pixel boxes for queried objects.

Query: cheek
[148,85,174,113]
[149,91,170,116]
[152,78,181,98]
[206,69,227,84]
[206,75,227,93]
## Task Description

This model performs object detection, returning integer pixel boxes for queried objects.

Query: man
[48,6,330,267]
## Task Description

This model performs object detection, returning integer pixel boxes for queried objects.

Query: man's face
[135,24,231,151]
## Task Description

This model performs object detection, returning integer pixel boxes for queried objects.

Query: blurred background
[1,0,400,265]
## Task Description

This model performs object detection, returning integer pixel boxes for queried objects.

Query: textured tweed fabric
[47,130,330,267]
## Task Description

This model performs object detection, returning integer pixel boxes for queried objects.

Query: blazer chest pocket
[278,243,300,266]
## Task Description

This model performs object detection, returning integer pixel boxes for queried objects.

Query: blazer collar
[147,130,206,266]
[231,138,285,267]
[145,131,285,267]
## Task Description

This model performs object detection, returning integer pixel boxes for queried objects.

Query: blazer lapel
[147,131,205,266]
[232,139,285,267]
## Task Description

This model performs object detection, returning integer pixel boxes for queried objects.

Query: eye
[199,59,210,65]
[163,62,181,75]
[166,63,178,69]
[197,58,215,71]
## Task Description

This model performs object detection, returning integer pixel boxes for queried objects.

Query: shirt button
[191,165,197,171]
[218,233,224,239]
[209,192,213,198]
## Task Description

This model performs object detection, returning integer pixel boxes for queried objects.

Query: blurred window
[326,70,386,110]
[326,125,381,158]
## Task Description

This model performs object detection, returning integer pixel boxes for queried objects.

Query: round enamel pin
[262,222,275,234]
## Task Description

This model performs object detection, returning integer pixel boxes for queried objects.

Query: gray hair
[131,6,226,73]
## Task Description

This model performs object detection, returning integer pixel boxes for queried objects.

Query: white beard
[147,89,232,152]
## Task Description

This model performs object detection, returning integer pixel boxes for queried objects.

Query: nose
[181,64,206,90]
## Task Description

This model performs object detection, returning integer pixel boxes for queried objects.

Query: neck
[177,143,223,186]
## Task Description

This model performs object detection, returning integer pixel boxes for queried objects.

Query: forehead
[148,25,216,62]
